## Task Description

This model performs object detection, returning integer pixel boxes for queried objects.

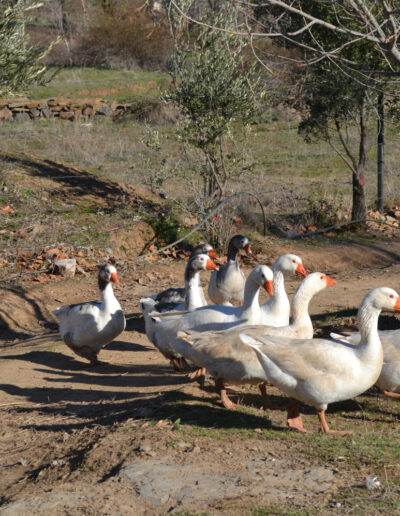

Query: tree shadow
[0,287,57,342]
[0,152,160,213]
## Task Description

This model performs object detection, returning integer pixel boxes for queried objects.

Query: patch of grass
[27,67,169,101]
[253,506,315,516]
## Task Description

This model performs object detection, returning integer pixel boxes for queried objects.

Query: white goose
[140,253,217,369]
[53,264,126,365]
[208,234,251,306]
[174,272,336,409]
[244,287,400,434]
[331,328,400,400]
[261,272,337,339]
[151,265,274,365]
[260,253,307,327]
[154,243,217,305]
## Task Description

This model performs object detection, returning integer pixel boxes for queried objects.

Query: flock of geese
[52,235,400,435]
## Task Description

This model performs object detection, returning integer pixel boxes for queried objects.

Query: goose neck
[184,271,203,310]
[271,269,287,301]
[291,283,313,327]
[241,279,261,317]
[357,304,380,343]
[100,282,116,309]
[226,242,239,263]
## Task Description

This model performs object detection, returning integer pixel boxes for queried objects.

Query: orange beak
[324,275,336,288]
[244,243,251,255]
[208,249,218,259]
[394,297,400,312]
[110,272,119,284]
[206,258,218,271]
[264,280,274,296]
[295,263,307,278]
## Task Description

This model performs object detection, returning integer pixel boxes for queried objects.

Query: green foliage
[298,63,370,142]
[303,187,346,228]
[163,0,265,248]
[0,0,58,96]
[164,6,263,150]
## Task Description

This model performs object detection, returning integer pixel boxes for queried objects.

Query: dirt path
[1,239,400,514]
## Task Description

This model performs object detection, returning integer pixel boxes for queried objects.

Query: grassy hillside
[1,68,399,248]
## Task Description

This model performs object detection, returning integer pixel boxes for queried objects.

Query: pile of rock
[0,97,133,122]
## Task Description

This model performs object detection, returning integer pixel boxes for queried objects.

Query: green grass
[27,67,170,102]
[253,507,315,516]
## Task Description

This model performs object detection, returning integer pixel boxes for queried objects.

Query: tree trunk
[377,93,384,213]
[59,0,72,65]
[80,0,89,25]
[351,101,368,221]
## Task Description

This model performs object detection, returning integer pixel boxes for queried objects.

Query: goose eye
[389,294,394,298]
[292,259,296,263]
[320,275,324,280]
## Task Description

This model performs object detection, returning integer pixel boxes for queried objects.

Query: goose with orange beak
[150,265,274,378]
[173,272,336,410]
[243,287,400,434]
[53,264,125,365]
[140,253,218,370]
[208,234,251,306]
[260,253,307,327]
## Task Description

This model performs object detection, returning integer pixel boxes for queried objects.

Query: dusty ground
[1,238,400,515]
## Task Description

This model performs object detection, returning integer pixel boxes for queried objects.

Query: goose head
[274,253,307,277]
[191,243,217,259]
[248,265,274,296]
[98,264,119,290]
[229,234,251,255]
[186,253,218,276]
[363,287,400,312]
[296,272,336,298]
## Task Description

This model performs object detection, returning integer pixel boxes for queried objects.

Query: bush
[303,188,347,228]
[74,1,173,70]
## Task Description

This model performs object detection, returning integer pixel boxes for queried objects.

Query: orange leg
[317,410,351,435]
[189,367,206,389]
[286,398,306,432]
[170,357,189,372]
[215,378,235,409]
[380,389,400,400]
[259,383,276,411]
[189,367,206,380]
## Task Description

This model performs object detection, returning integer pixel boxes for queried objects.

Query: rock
[121,459,247,507]
[30,108,41,119]
[75,264,87,276]
[0,108,13,121]
[54,259,77,278]
[82,107,94,117]
[59,111,75,120]
[175,441,191,450]
[41,107,53,118]
[14,112,30,122]
[96,105,112,116]
[138,444,152,453]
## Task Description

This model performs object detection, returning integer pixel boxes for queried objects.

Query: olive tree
[0,0,57,96]
[163,0,264,248]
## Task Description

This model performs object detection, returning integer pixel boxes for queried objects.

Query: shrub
[303,188,347,228]
[74,1,173,70]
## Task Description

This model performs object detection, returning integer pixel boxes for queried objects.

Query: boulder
[54,259,77,278]
[0,108,13,121]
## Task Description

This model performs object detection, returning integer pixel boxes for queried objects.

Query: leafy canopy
[0,0,57,96]
[163,2,263,152]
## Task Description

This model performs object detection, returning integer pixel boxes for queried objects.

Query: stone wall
[0,97,151,122]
